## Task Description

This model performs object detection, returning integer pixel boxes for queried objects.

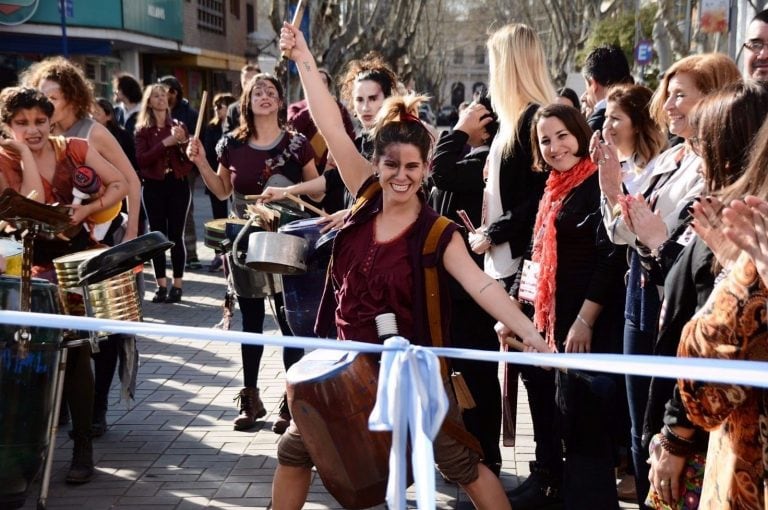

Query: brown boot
[66,433,94,484]
[233,387,266,431]
[271,392,291,435]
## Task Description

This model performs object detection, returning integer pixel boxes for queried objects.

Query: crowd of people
[1,8,768,510]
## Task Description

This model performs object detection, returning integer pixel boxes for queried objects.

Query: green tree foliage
[577,5,657,69]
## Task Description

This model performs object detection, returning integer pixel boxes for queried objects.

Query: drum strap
[423,216,484,456]
[422,215,452,377]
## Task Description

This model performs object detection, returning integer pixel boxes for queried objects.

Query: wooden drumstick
[244,194,268,201]
[194,91,208,139]
[283,192,330,218]
[281,0,307,60]
[498,329,617,399]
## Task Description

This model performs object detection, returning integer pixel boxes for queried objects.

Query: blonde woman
[134,83,194,303]
[466,23,561,508]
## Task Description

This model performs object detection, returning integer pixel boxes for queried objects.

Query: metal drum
[0,275,62,509]
[203,219,228,250]
[245,232,309,275]
[287,349,390,509]
[226,218,281,298]
[53,249,142,335]
[279,218,338,337]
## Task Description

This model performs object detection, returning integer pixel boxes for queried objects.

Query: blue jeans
[624,318,654,510]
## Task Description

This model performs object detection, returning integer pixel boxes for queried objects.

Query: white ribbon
[368,337,448,510]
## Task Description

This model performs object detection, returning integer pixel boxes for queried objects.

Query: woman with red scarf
[514,103,627,508]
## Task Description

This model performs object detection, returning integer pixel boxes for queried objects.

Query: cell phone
[456,209,476,234]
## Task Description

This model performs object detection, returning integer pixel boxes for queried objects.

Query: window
[230,0,240,19]
[198,0,225,34]
[453,48,464,65]
[246,3,255,33]
[475,45,485,65]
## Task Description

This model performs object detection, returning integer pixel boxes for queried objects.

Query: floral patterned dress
[678,253,768,510]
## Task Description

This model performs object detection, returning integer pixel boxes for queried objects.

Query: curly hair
[370,94,433,162]
[20,57,94,121]
[0,86,55,126]
[339,52,397,106]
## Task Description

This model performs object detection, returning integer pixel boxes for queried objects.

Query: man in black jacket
[582,46,633,131]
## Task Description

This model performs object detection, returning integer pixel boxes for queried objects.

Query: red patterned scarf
[532,157,597,348]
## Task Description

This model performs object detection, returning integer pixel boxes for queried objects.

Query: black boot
[508,461,563,510]
[66,433,94,484]
[91,410,107,438]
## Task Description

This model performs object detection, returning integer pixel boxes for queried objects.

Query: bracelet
[658,432,696,457]
[662,424,696,445]
[576,314,593,330]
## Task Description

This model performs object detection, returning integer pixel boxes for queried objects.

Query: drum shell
[287,350,390,509]
[225,219,261,253]
[54,250,142,336]
[245,232,308,274]
[279,219,337,336]
[203,219,228,250]
[0,276,61,508]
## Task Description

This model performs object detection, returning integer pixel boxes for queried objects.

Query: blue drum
[278,218,338,337]
[0,275,62,509]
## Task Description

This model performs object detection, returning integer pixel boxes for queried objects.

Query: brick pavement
[18,186,637,509]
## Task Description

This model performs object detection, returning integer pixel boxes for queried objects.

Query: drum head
[78,232,173,286]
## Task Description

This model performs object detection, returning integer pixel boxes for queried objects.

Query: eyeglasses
[743,40,768,53]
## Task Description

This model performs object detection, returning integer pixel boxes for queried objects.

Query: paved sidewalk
[18,186,638,509]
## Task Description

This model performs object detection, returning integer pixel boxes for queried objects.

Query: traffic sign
[635,39,653,66]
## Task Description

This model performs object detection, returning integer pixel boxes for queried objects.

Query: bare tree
[269,0,429,81]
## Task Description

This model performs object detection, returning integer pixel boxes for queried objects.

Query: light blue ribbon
[369,337,448,510]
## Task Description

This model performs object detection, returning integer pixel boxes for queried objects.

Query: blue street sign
[635,39,653,66]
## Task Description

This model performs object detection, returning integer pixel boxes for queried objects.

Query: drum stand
[4,221,65,510]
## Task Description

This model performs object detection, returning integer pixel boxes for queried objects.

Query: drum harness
[338,181,484,455]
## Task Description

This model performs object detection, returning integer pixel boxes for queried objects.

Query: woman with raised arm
[186,73,320,435]
[270,22,551,510]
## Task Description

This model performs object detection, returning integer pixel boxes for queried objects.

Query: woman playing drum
[0,86,128,484]
[186,73,321,434]
[269,24,551,510]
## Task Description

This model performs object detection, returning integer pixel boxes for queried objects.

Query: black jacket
[642,236,714,448]
[485,103,547,259]
[587,106,606,132]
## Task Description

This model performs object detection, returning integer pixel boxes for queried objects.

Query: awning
[1,33,112,56]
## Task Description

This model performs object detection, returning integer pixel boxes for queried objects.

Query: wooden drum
[286,349,391,509]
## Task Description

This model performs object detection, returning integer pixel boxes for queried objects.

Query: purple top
[217,130,315,195]
[332,218,415,343]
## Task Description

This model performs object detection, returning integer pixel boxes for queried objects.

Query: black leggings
[142,175,190,279]
[237,293,303,388]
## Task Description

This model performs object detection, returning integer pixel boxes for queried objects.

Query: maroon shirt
[135,119,193,181]
[332,218,415,343]
[217,130,315,195]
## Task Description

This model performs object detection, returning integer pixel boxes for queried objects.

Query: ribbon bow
[369,337,448,510]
